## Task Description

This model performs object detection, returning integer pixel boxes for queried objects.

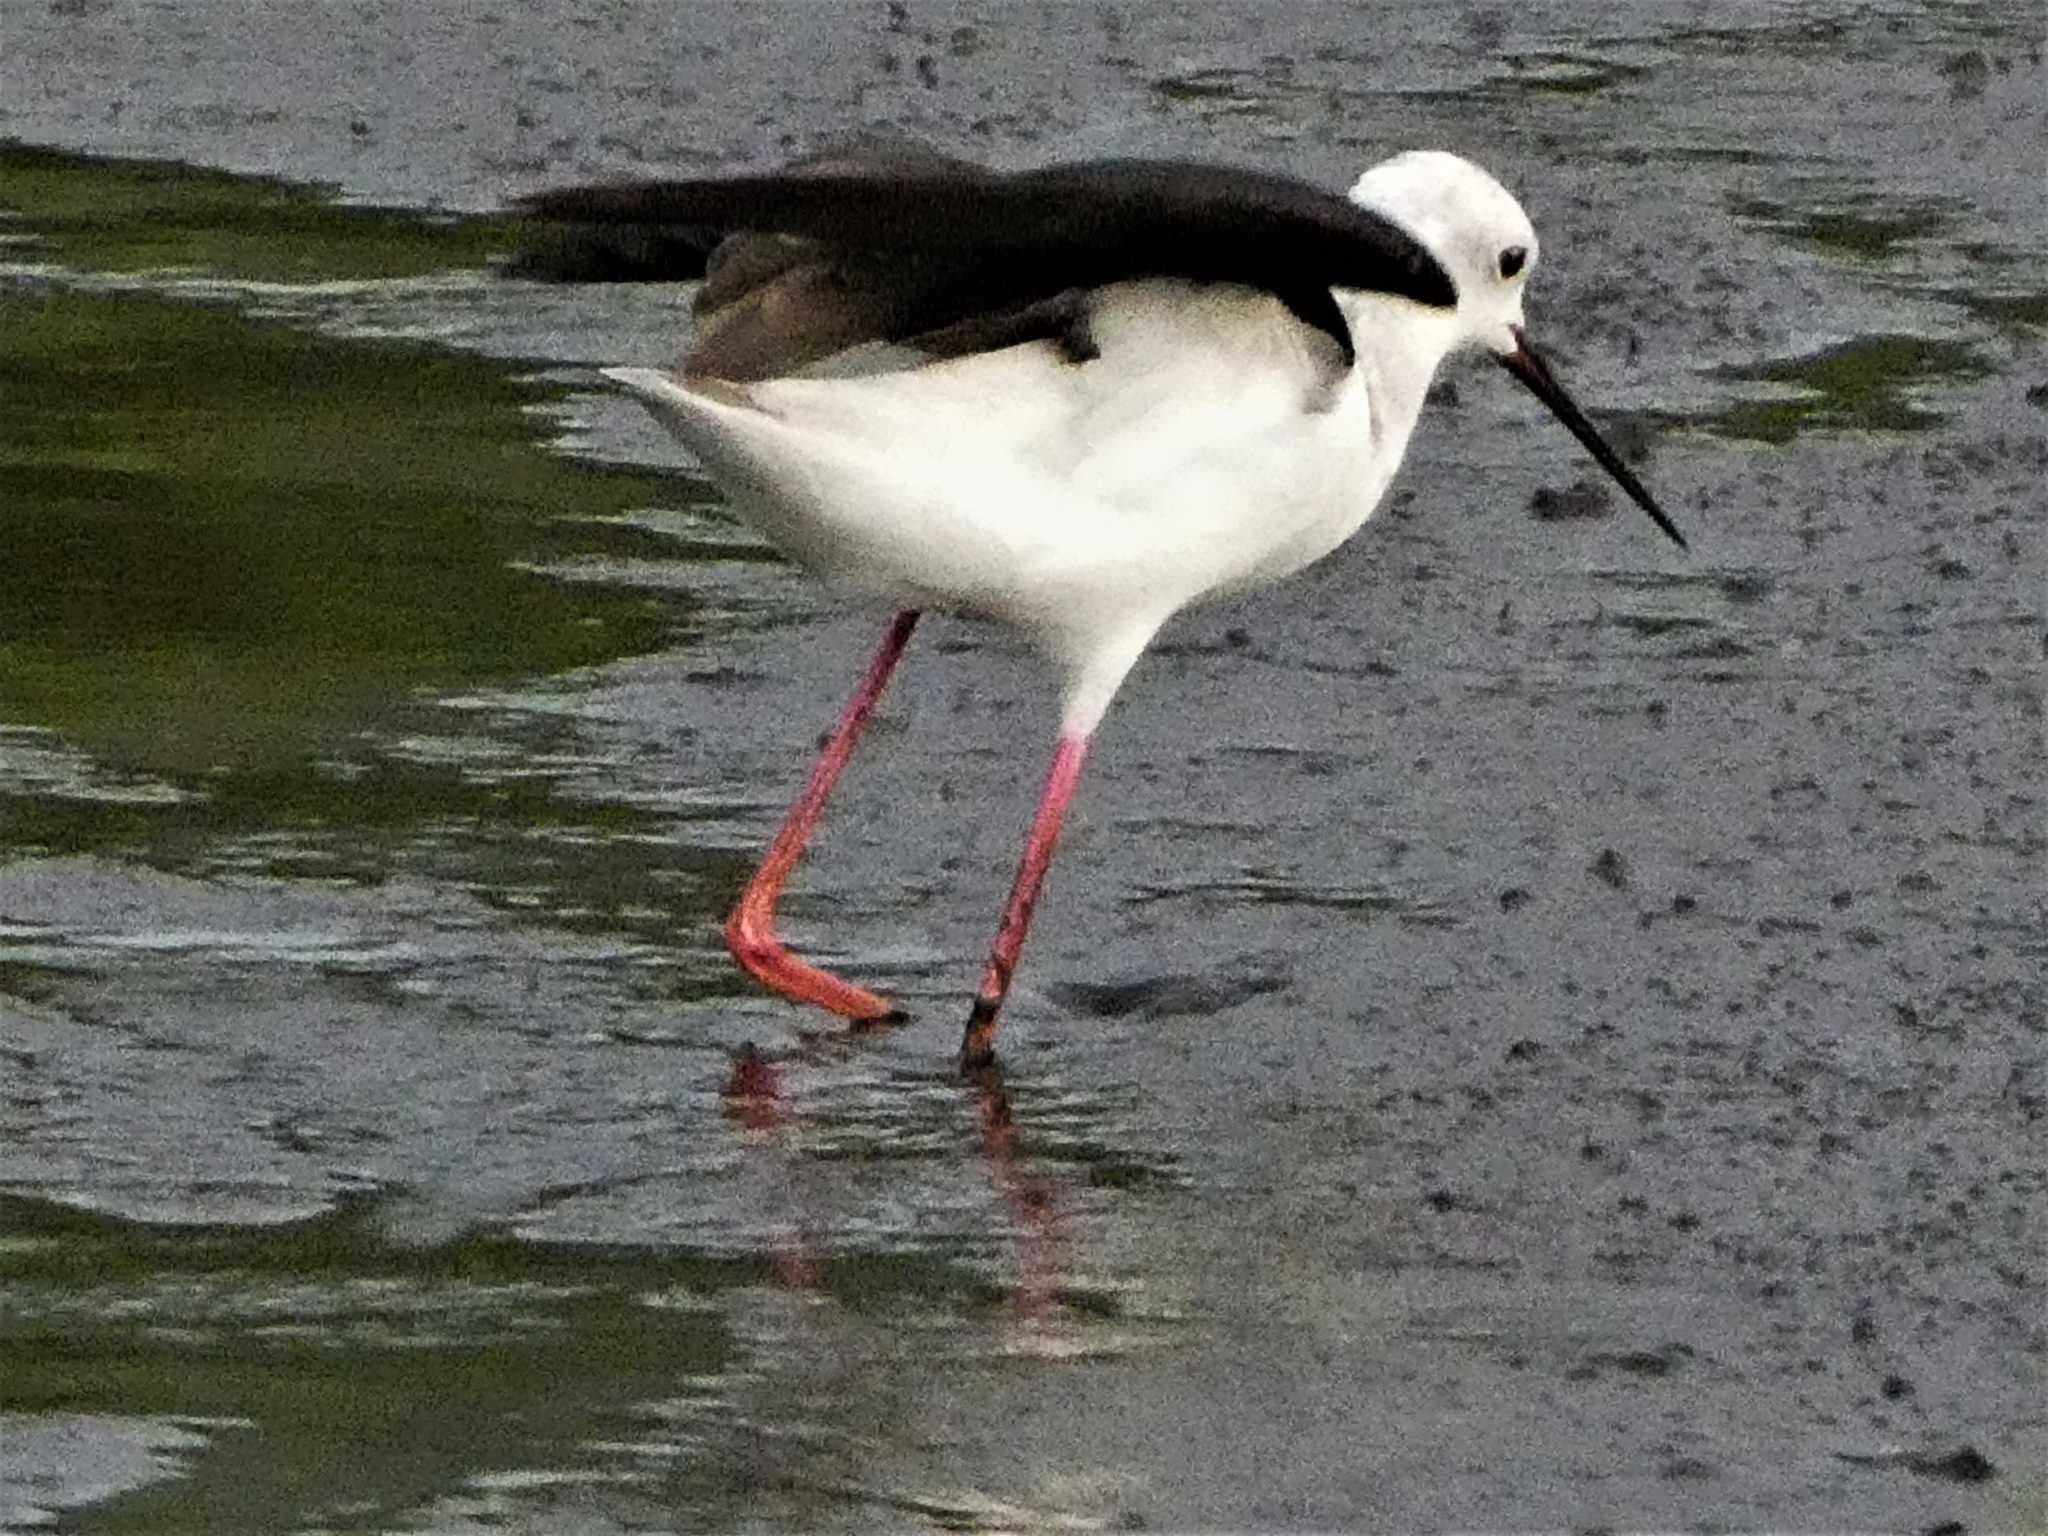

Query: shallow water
[2,3,2043,1529]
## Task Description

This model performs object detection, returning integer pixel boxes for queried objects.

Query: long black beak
[1498,325,1686,550]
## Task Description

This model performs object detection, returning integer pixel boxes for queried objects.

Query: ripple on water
[1124,866,1457,926]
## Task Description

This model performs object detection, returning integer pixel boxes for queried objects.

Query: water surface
[2,3,2043,1529]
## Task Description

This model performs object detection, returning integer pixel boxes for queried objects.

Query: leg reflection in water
[720,1042,1064,1318]
[963,1058,1062,1322]
[720,1043,820,1291]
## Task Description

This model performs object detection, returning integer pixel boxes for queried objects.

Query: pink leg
[725,610,919,1023]
[960,731,1091,1069]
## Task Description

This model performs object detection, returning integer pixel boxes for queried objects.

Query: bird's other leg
[959,730,1091,1070]
[725,610,919,1023]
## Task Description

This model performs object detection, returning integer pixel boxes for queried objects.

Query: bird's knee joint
[724,913,783,972]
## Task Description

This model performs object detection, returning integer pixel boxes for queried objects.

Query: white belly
[608,282,1408,662]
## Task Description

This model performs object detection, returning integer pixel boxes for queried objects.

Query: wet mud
[1,2,2043,1529]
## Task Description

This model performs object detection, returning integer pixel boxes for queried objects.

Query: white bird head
[1350,149,1538,359]
[1351,150,1686,550]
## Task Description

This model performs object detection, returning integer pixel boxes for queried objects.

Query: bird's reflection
[720,1043,821,1291]
[720,1041,1065,1318]
[962,1058,1063,1320]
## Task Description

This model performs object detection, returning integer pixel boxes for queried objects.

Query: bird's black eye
[1497,244,1528,280]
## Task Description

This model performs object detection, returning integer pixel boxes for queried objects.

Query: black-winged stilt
[518,147,1686,1070]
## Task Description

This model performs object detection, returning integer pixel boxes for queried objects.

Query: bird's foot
[958,995,1001,1075]
[726,921,902,1024]
[852,1005,913,1033]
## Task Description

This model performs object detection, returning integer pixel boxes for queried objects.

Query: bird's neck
[1336,291,1463,456]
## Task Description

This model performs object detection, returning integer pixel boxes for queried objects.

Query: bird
[515,144,1688,1072]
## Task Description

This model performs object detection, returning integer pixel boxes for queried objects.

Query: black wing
[502,139,974,288]
[514,150,1455,379]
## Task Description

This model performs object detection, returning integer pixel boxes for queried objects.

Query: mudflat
[1,3,2041,1529]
